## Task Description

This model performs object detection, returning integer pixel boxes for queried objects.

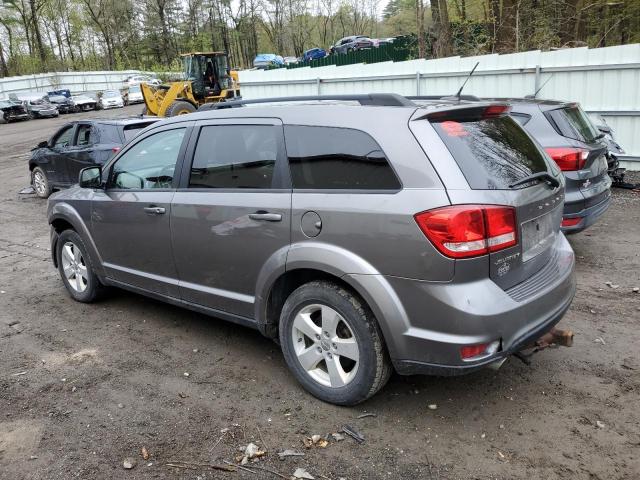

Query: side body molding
[254,241,411,358]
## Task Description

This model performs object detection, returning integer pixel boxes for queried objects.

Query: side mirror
[37,140,49,148]
[79,166,102,189]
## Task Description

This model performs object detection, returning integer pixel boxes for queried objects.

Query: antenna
[455,61,480,101]
[532,75,553,98]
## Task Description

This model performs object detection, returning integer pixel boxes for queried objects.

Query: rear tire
[32,167,52,198]
[56,230,105,303]
[165,100,196,117]
[279,280,392,405]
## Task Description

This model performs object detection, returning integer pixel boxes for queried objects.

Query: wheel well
[51,218,74,234]
[50,219,75,267]
[263,268,363,339]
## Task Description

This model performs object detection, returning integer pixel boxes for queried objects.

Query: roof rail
[407,95,481,102]
[199,94,416,110]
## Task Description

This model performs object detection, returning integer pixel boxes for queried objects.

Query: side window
[109,128,186,190]
[189,125,279,189]
[284,126,401,190]
[75,124,95,146]
[53,126,74,148]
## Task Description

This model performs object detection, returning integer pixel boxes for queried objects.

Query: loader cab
[183,53,233,100]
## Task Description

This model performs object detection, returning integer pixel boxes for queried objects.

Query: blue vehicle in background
[303,48,327,62]
[253,54,284,70]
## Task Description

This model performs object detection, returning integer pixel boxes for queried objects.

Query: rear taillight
[414,205,517,259]
[112,147,121,154]
[545,147,588,171]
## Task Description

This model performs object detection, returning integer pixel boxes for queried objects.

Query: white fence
[239,43,640,170]
[0,70,147,97]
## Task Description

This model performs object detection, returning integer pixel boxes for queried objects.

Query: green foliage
[1,0,639,77]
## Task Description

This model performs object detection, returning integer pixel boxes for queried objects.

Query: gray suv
[47,94,576,405]
[496,99,611,233]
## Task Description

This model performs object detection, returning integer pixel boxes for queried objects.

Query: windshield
[130,85,141,93]
[104,91,120,98]
[430,112,550,190]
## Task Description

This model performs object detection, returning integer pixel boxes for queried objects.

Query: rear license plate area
[521,207,561,262]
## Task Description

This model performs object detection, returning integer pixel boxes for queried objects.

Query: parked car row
[0,86,148,124]
[37,91,617,406]
[252,36,396,69]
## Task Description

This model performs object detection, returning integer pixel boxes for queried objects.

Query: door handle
[144,206,166,215]
[249,212,282,222]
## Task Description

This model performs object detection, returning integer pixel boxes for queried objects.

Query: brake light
[545,147,588,171]
[414,205,517,259]
[483,105,511,118]
[561,217,582,227]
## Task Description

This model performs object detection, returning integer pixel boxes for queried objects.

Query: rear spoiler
[413,103,512,122]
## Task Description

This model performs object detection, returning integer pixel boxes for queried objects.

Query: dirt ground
[1,106,639,480]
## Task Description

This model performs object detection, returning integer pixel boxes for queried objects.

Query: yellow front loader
[141,52,240,117]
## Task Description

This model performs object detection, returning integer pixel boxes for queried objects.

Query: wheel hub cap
[291,304,359,388]
[61,242,88,293]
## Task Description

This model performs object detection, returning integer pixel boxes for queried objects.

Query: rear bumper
[561,187,612,234]
[374,234,576,376]
[33,110,58,117]
[4,112,29,121]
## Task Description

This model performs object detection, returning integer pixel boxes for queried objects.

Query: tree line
[1,0,639,77]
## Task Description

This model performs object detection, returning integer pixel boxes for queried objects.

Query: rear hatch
[542,103,610,212]
[410,103,565,290]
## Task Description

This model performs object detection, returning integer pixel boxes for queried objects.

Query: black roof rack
[199,94,416,110]
[407,95,481,102]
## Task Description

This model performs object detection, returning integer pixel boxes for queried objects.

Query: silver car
[99,90,124,109]
[47,94,576,405]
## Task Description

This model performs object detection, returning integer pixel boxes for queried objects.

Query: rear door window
[75,124,94,146]
[189,125,280,189]
[284,126,401,190]
[430,110,549,190]
[545,104,599,144]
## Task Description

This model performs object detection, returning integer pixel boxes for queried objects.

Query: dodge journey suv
[47,94,576,405]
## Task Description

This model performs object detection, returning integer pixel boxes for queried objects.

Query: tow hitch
[513,327,574,365]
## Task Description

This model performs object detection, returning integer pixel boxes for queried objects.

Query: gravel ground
[1,107,639,480]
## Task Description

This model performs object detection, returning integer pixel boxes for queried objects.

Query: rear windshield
[546,104,599,144]
[123,122,156,141]
[431,114,549,190]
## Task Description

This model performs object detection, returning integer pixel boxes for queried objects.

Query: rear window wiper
[509,172,560,189]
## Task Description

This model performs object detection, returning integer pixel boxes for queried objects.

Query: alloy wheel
[291,304,360,388]
[61,242,88,293]
[33,171,46,196]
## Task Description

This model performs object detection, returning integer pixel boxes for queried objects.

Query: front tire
[32,167,52,198]
[279,281,391,405]
[56,230,104,303]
